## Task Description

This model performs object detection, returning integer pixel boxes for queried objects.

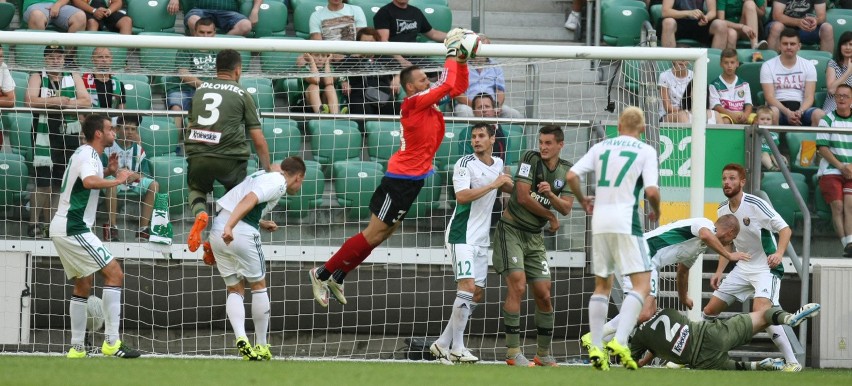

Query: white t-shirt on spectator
[309,4,367,41]
[657,69,694,117]
[0,63,15,94]
[759,55,817,103]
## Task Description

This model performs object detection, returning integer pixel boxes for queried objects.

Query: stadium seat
[280,159,324,218]
[12,30,54,70]
[813,174,833,225]
[736,49,778,65]
[786,132,819,185]
[293,0,327,39]
[139,116,180,157]
[242,0,289,38]
[1,112,34,162]
[332,160,384,220]
[240,77,276,113]
[761,171,809,227]
[0,153,28,208]
[603,0,646,14]
[828,11,852,55]
[122,79,153,111]
[306,119,363,175]
[214,35,252,64]
[0,3,15,30]
[435,123,470,172]
[259,37,304,76]
[138,33,180,73]
[797,51,829,90]
[115,74,150,84]
[75,33,128,71]
[364,120,401,167]
[259,118,302,161]
[351,0,386,27]
[410,0,449,6]
[128,0,176,34]
[408,168,442,219]
[736,62,763,106]
[602,6,650,47]
[149,155,188,215]
[815,91,827,110]
[417,5,452,43]
[10,71,29,108]
[502,124,526,166]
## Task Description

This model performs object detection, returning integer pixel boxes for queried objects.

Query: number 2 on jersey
[598,150,637,187]
[197,93,223,125]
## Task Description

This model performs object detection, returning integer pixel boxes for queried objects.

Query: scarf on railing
[33,71,77,168]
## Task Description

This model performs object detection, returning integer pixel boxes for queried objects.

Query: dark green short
[186,156,248,194]
[693,313,754,369]
[491,221,551,281]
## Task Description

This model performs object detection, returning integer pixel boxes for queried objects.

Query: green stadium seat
[815,91,827,110]
[351,0,386,27]
[603,0,646,14]
[417,5,452,42]
[10,71,29,108]
[306,119,363,175]
[122,79,153,111]
[242,0,289,38]
[138,33,180,73]
[1,112,34,162]
[410,0,449,6]
[259,37,304,76]
[786,132,819,185]
[0,3,15,30]
[115,74,150,84]
[259,118,302,161]
[602,6,650,47]
[74,32,128,71]
[293,0,327,39]
[650,3,662,30]
[435,123,470,172]
[281,78,305,106]
[761,171,809,227]
[240,77,276,113]
[333,160,384,220]
[128,0,176,33]
[12,30,54,70]
[280,159,324,218]
[736,62,763,106]
[736,49,778,65]
[0,153,28,208]
[139,116,180,157]
[408,169,442,219]
[364,120,401,168]
[797,51,829,89]
[502,124,526,166]
[827,10,852,54]
[149,155,188,215]
[214,35,252,64]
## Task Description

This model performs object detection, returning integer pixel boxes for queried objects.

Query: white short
[712,267,781,306]
[209,218,266,286]
[53,233,114,279]
[592,233,652,278]
[447,243,488,287]
[621,268,659,298]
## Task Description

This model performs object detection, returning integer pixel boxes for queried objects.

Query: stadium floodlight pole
[689,48,709,322]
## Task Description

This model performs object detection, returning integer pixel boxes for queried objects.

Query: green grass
[1,356,850,386]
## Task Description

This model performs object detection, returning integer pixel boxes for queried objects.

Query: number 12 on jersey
[598,150,637,187]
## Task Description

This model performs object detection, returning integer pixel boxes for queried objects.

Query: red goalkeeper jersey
[386,58,468,180]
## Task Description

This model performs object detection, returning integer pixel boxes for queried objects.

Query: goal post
[0,30,710,358]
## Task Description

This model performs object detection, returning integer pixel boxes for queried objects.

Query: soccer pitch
[2,356,851,386]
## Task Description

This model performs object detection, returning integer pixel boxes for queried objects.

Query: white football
[87,295,105,332]
[458,30,481,60]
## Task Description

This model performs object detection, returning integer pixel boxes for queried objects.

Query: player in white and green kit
[493,125,575,367]
[50,114,141,359]
[208,157,305,361]
[431,123,513,365]
[567,106,661,370]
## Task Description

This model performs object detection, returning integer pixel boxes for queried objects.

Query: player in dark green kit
[185,49,272,254]
[629,303,821,370]
[493,125,575,367]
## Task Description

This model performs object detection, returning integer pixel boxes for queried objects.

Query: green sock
[764,306,789,325]
[502,308,520,357]
[535,309,554,357]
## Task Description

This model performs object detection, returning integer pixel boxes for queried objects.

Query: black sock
[332,269,347,284]
[316,266,331,281]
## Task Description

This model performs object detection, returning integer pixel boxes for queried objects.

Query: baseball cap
[44,45,65,56]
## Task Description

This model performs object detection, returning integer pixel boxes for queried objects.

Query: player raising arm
[567,106,661,370]
[308,28,471,307]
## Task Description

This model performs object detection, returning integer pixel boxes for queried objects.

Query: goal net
[0,31,708,361]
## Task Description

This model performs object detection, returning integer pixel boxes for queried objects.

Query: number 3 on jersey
[598,150,637,187]
[197,93,222,125]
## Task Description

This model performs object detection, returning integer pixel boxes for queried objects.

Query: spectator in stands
[164,17,216,143]
[374,0,447,67]
[23,0,86,32]
[453,34,523,120]
[659,57,693,123]
[766,0,833,53]
[760,28,824,126]
[816,84,852,257]
[296,53,340,114]
[717,0,768,49]
[103,115,159,242]
[25,45,92,238]
[71,0,132,34]
[310,0,367,41]
[0,46,15,150]
[661,0,734,49]
[564,0,584,32]
[824,31,852,113]
[754,106,785,171]
[180,0,259,36]
[336,27,400,116]
[83,47,126,112]
[709,48,755,124]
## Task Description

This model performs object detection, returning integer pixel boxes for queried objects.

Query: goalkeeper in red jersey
[308,28,471,307]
